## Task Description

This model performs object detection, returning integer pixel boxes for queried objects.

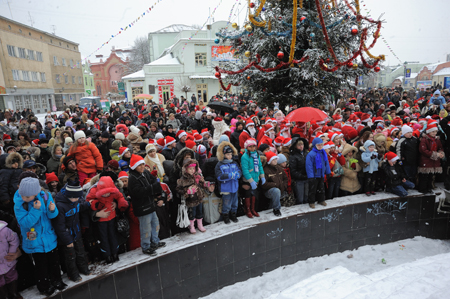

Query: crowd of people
[0,86,449,297]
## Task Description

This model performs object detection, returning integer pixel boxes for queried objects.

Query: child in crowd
[0,218,21,298]
[325,141,345,199]
[277,154,295,207]
[215,142,241,224]
[88,176,129,263]
[46,172,61,198]
[177,159,207,234]
[14,177,65,296]
[380,152,415,197]
[340,144,361,195]
[53,180,92,282]
[306,138,331,208]
[361,140,383,196]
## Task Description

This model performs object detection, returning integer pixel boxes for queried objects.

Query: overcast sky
[1,0,449,66]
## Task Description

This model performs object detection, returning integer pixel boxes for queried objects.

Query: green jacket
[240,149,264,184]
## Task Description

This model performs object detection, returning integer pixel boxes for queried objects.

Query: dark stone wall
[54,194,450,299]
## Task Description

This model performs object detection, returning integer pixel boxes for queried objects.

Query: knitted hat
[259,143,270,152]
[74,131,86,141]
[401,125,413,136]
[65,179,83,198]
[426,123,438,134]
[185,140,196,149]
[62,155,76,168]
[118,171,128,180]
[265,151,278,164]
[18,177,41,197]
[146,143,156,153]
[277,154,287,165]
[107,160,119,170]
[244,138,257,148]
[118,147,129,158]
[101,131,110,139]
[111,140,121,150]
[39,133,46,139]
[176,130,187,139]
[118,160,129,170]
[86,120,94,126]
[45,172,59,185]
[155,132,164,140]
[65,137,73,144]
[245,119,255,128]
[197,144,207,155]
[130,154,145,170]
[165,136,176,146]
[223,145,233,155]
[282,138,292,147]
[384,152,399,163]
[115,132,125,140]
[274,136,285,146]
[2,134,11,142]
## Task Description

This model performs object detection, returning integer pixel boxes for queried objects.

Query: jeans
[326,177,341,200]
[189,204,203,220]
[293,180,308,204]
[264,188,281,210]
[97,220,119,256]
[222,192,238,214]
[389,180,415,197]
[138,212,160,251]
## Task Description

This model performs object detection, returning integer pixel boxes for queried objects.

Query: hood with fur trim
[173,147,196,176]
[373,133,386,146]
[27,146,41,158]
[342,144,358,156]
[5,152,23,169]
[181,158,200,177]
[217,141,237,161]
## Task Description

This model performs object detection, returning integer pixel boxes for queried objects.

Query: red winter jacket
[88,176,128,222]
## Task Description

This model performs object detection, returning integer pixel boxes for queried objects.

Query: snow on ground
[202,237,450,299]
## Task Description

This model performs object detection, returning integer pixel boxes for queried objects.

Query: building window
[29,32,31,36]
[72,76,75,84]
[24,95,32,108]
[19,29,22,33]
[12,70,20,81]
[31,72,39,82]
[32,95,40,110]
[8,25,11,30]
[195,53,207,66]
[65,75,69,84]
[70,59,74,67]
[62,58,67,66]
[78,76,82,84]
[36,51,43,62]
[96,85,102,96]
[40,72,46,82]
[27,49,35,60]
[90,79,93,86]
[40,96,48,109]
[14,96,23,110]
[50,39,52,43]
[7,45,17,57]
[56,74,60,83]
[18,47,26,59]
[22,71,30,81]
[53,56,59,66]
[149,85,155,94]
[85,77,87,85]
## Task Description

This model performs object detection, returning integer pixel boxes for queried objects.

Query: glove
[250,181,257,190]
[378,153,383,160]
[261,177,266,185]
[351,163,356,170]
[371,154,377,160]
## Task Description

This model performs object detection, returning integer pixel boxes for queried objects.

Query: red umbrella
[285,107,328,123]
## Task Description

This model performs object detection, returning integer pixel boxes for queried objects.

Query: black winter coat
[52,191,91,245]
[0,153,23,204]
[439,115,450,154]
[128,169,163,217]
[230,128,243,153]
[289,138,309,181]
[161,147,177,161]
[380,162,407,188]
[98,139,112,167]
[395,136,419,166]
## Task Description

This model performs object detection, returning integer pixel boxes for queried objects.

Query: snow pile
[202,237,450,299]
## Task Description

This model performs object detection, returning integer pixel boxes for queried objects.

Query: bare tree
[129,36,150,73]
[175,75,192,99]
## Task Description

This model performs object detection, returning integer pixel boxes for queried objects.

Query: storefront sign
[157,79,174,85]
[130,81,144,87]
[158,79,174,105]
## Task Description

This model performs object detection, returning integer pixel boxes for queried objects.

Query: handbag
[177,197,190,228]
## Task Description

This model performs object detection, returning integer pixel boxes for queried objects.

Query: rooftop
[151,24,199,34]
[433,67,450,77]
[122,70,145,80]
[147,54,181,66]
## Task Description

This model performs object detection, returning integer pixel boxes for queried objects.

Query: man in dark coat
[97,131,112,168]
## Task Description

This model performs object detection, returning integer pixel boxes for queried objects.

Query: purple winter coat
[0,220,19,275]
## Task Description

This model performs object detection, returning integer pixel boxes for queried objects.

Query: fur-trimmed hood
[373,133,386,146]
[173,147,196,175]
[342,144,358,156]
[27,146,41,158]
[181,158,200,177]
[5,152,23,169]
[217,141,237,161]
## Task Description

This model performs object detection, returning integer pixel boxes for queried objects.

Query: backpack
[22,191,49,211]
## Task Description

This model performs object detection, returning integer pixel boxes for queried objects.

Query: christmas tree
[215,0,384,108]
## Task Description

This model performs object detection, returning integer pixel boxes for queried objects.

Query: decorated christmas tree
[215,0,384,108]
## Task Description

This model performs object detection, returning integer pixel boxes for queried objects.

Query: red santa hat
[427,118,438,126]
[263,124,274,132]
[244,138,257,148]
[245,119,255,128]
[426,123,438,134]
[2,134,11,142]
[118,171,128,180]
[130,154,145,170]
[391,117,403,127]
[384,152,399,163]
[118,147,129,158]
[348,114,359,124]
[361,113,371,123]
[265,151,278,164]
[201,128,209,136]
[333,123,342,132]
[279,125,288,133]
[332,114,343,122]
[282,138,292,147]
[94,118,100,123]
[31,139,39,146]
[214,117,223,122]
[274,136,285,146]
[323,141,334,150]
[185,140,196,149]
[194,134,203,143]
[176,130,187,139]
[373,116,384,123]
[390,127,399,136]
[156,138,165,148]
[165,136,176,146]
[328,132,337,141]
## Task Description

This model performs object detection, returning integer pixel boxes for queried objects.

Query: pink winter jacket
[0,220,20,275]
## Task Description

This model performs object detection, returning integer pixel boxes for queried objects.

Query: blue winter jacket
[240,149,264,184]
[51,189,91,246]
[306,149,331,179]
[215,160,242,193]
[361,140,382,173]
[14,190,59,254]
[428,90,446,110]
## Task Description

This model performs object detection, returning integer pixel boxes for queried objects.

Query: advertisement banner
[211,46,238,62]
[130,81,143,87]
[417,80,432,90]
[444,77,450,89]
[157,79,174,85]
[405,68,411,78]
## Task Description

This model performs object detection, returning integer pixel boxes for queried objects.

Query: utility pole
[7,0,13,19]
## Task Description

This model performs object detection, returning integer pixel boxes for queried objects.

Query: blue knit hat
[312,138,323,148]
[65,180,83,198]
[18,177,41,197]
[277,154,287,165]
[39,133,47,139]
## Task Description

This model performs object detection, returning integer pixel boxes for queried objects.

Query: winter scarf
[249,151,259,173]
[223,159,233,164]
[312,147,327,172]
[146,154,164,177]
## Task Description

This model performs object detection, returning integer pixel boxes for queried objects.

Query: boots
[6,280,23,299]
[74,239,91,276]
[112,253,120,263]
[250,196,260,217]
[223,213,230,224]
[196,219,206,232]
[64,246,82,282]
[189,220,196,234]
[229,212,238,223]
[244,198,253,218]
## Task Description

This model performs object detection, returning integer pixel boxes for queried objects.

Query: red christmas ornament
[277,51,285,59]
[250,2,255,8]
[326,58,330,63]
[247,76,251,80]
[215,72,221,78]
[351,28,358,36]
[374,66,381,73]
[300,16,306,22]
[347,62,354,68]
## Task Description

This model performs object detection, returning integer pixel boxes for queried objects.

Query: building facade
[88,47,130,100]
[0,16,84,113]
[123,21,237,105]
[82,62,95,96]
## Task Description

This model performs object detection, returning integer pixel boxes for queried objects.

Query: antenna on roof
[7,0,13,19]
[51,25,56,35]
[28,12,34,27]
